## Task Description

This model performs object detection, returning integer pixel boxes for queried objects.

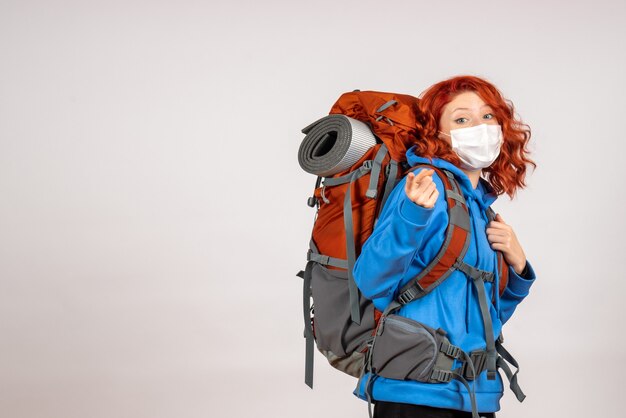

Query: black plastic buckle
[463,351,487,380]
[441,342,461,359]
[306,250,330,266]
[397,288,416,305]
[481,271,494,283]
[430,369,453,383]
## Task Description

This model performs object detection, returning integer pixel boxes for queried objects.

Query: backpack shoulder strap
[485,206,510,297]
[394,164,472,304]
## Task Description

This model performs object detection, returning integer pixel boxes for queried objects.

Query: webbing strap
[485,206,509,300]
[397,284,424,305]
[457,260,497,381]
[344,169,363,325]
[444,170,460,193]
[380,159,398,213]
[394,167,471,305]
[452,372,481,418]
[359,320,382,418]
[302,260,315,388]
[364,372,377,418]
[462,350,488,380]
[376,99,397,113]
[306,250,348,269]
[485,207,497,306]
[323,161,372,186]
[446,189,465,204]
[366,145,388,199]
[457,349,476,385]
[427,343,481,417]
[495,339,526,402]
[315,157,375,325]
[453,260,495,283]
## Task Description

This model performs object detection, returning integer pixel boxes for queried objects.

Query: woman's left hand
[486,213,527,275]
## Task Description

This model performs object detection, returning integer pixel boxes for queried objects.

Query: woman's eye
[483,113,494,120]
[454,117,468,124]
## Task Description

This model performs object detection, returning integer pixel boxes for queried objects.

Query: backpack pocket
[371,314,448,382]
[310,262,375,359]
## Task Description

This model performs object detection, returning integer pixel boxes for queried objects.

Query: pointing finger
[413,168,433,181]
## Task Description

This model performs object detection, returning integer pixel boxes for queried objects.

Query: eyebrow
[452,105,493,112]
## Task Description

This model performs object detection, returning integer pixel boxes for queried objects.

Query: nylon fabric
[344,169,363,324]
[303,260,315,388]
[309,145,386,272]
[367,145,388,198]
[328,90,421,162]
[470,273,497,380]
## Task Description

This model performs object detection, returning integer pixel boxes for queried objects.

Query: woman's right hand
[405,168,439,208]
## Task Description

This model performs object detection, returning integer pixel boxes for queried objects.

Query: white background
[1,0,624,417]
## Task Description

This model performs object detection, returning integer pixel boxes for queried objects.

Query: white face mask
[439,124,503,170]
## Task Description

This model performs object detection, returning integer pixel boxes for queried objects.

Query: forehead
[444,91,490,113]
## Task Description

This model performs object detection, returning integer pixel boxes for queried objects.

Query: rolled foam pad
[298,114,377,177]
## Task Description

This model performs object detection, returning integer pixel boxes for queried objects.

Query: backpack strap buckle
[453,260,494,283]
[479,270,494,283]
[396,285,423,305]
[439,341,461,359]
[306,249,348,269]
[430,369,454,383]
[462,350,488,380]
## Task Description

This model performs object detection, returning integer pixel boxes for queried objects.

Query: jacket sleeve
[352,168,446,311]
[498,259,537,325]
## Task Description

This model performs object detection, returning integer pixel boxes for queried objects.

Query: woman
[352,75,537,418]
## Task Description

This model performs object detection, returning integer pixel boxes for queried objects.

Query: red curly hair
[414,75,536,199]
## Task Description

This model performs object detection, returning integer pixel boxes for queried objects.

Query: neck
[461,168,482,189]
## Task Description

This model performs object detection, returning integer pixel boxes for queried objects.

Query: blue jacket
[353,145,536,413]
